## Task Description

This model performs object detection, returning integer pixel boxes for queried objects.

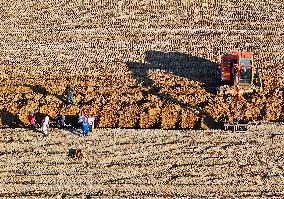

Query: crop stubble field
[0,126,284,197]
[0,1,284,197]
[0,0,283,128]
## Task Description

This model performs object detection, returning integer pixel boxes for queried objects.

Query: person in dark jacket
[64,85,75,105]
[55,114,65,129]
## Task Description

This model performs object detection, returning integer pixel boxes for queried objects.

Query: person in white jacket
[87,117,95,132]
[41,116,49,136]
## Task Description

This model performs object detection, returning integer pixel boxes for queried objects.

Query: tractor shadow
[127,51,219,93]
[127,51,222,129]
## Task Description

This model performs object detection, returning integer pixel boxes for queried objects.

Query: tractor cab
[220,52,253,85]
[218,52,262,95]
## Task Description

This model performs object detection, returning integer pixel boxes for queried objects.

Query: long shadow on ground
[127,51,220,93]
[0,108,24,128]
[127,51,222,129]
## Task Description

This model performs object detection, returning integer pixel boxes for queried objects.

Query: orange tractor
[218,51,262,95]
[217,52,263,129]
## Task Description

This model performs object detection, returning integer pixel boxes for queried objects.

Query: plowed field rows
[0,0,283,127]
[0,127,284,197]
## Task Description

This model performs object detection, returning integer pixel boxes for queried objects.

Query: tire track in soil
[0,128,284,197]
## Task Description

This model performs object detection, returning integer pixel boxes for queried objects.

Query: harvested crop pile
[181,109,197,129]
[264,89,283,121]
[140,106,161,128]
[0,0,283,128]
[161,104,181,129]
[98,104,119,128]
[118,104,140,128]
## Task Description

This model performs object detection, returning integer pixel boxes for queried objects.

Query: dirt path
[0,127,284,198]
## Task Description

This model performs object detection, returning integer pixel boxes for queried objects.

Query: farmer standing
[87,117,95,132]
[41,116,50,136]
[78,115,94,133]
[27,111,37,128]
[81,117,89,136]
[55,113,65,129]
[64,85,75,105]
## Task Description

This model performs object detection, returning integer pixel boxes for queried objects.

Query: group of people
[26,85,96,136]
[27,112,94,137]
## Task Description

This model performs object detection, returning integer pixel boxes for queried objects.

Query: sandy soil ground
[1,1,284,198]
[0,126,284,198]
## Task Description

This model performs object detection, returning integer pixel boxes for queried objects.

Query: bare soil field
[1,1,284,197]
[0,127,284,198]
[0,0,283,128]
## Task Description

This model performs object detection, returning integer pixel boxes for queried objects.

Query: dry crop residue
[0,0,283,128]
[0,128,284,197]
